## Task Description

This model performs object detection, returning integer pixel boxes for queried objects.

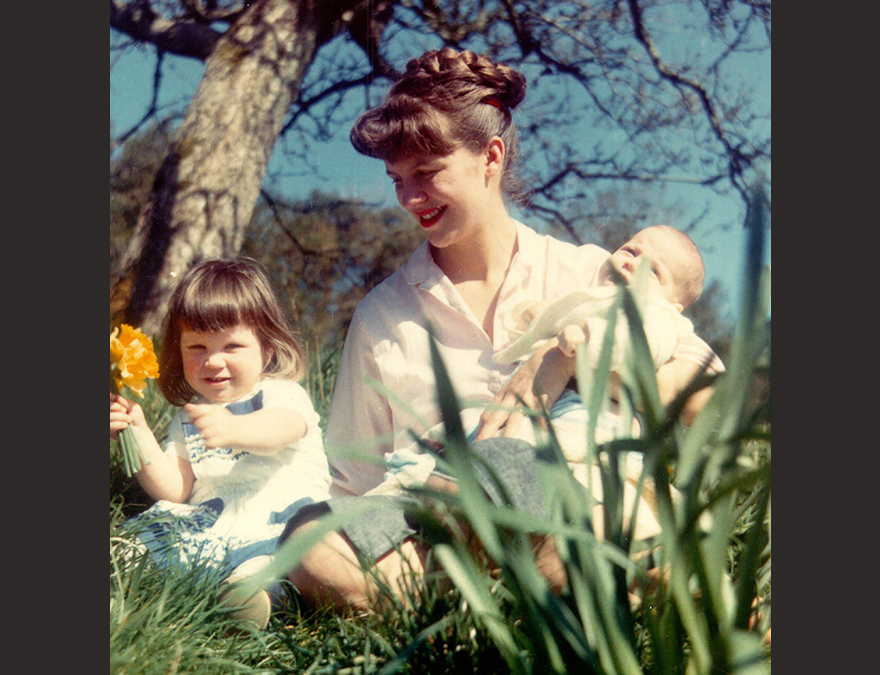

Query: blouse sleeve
[575,242,612,287]
[324,308,395,496]
[671,330,726,375]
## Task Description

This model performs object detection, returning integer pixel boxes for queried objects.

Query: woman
[280,48,720,612]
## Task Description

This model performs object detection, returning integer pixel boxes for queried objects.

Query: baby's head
[158,258,306,406]
[598,225,704,311]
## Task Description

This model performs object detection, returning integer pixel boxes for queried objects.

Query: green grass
[110,495,518,674]
[110,192,770,675]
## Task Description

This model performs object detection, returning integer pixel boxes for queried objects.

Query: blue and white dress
[125,379,332,576]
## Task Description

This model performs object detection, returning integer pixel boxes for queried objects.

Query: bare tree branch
[283,72,376,134]
[344,0,398,79]
[528,163,726,202]
[181,0,248,24]
[112,51,166,152]
[499,0,539,55]
[110,0,223,60]
[626,0,750,201]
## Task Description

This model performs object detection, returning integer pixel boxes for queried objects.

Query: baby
[490,225,714,538]
[495,224,706,374]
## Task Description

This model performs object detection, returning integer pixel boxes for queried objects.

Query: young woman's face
[385,144,496,249]
[179,323,265,403]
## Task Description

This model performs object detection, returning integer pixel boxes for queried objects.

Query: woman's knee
[533,534,568,594]
[283,524,373,611]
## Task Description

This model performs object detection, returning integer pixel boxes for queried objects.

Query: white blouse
[325,221,720,497]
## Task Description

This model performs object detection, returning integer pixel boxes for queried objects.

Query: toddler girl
[109,258,332,626]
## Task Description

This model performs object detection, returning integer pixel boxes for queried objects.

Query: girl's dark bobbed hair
[158,257,306,406]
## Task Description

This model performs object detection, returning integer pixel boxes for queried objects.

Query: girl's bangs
[177,280,254,333]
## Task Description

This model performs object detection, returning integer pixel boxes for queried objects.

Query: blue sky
[110,30,770,321]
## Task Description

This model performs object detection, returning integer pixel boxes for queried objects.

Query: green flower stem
[119,428,132,477]
[119,426,142,478]
[119,432,131,476]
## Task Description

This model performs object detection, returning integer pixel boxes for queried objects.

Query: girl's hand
[110,393,148,440]
[111,394,194,503]
[184,403,241,449]
[475,340,575,441]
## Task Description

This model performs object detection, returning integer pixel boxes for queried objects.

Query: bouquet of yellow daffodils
[110,325,160,477]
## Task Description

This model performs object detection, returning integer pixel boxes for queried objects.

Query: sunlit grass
[110,190,769,674]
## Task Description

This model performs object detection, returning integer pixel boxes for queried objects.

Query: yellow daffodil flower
[110,324,159,477]
[110,325,159,397]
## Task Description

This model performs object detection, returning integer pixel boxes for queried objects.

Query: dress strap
[181,390,264,438]
[225,389,264,415]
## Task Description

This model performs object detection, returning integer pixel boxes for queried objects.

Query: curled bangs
[350,96,456,163]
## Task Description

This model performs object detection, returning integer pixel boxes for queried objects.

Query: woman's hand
[110,393,148,441]
[475,339,575,441]
[655,357,715,426]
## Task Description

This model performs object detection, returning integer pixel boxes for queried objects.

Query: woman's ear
[485,136,505,177]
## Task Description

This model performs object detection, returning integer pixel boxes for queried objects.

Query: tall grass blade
[433,543,529,675]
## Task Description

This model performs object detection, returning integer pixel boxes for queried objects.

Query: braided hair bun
[391,48,526,112]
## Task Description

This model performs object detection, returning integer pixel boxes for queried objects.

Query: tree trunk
[115,0,353,337]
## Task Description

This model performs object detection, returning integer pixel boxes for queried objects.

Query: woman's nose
[398,182,426,209]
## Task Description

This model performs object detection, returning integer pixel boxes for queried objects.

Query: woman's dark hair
[350,48,528,204]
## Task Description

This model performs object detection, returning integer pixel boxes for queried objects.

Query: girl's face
[179,323,265,404]
[385,143,500,249]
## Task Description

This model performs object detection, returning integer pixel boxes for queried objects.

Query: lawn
[110,201,770,675]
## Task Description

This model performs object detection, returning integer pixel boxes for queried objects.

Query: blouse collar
[401,220,541,289]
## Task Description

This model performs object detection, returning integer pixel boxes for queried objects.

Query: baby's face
[598,229,688,310]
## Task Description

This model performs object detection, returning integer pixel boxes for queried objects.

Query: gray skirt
[278,437,551,562]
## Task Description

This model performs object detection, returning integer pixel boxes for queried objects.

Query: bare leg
[423,473,460,494]
[288,464,574,613]
[286,522,427,613]
[428,472,570,594]
[532,533,568,593]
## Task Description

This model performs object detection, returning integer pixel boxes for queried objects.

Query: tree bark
[116,0,359,336]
